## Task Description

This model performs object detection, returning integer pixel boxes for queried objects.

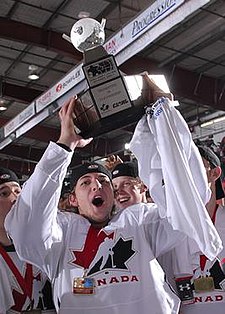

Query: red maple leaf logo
[71,226,114,269]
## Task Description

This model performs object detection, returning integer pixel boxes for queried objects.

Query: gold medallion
[73,277,95,295]
[194,276,214,292]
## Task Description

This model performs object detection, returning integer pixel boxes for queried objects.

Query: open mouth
[92,196,104,207]
[118,197,129,204]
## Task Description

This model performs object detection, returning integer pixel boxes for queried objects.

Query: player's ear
[140,182,148,194]
[69,192,79,207]
[210,166,222,182]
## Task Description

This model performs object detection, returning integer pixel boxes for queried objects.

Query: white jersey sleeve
[4,141,73,280]
[130,97,222,261]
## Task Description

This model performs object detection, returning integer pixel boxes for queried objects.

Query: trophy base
[73,73,171,138]
[74,71,153,138]
[79,104,146,138]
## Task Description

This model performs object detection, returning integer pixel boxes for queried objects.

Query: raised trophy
[68,17,172,138]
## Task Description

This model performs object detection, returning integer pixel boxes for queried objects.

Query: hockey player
[111,161,148,211]
[179,145,225,314]
[0,167,55,313]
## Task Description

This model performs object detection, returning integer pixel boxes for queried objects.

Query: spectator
[4,96,222,314]
[0,167,55,313]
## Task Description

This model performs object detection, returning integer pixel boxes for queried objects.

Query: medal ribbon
[0,244,33,300]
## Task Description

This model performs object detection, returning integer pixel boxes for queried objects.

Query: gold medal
[73,276,95,295]
[194,276,215,292]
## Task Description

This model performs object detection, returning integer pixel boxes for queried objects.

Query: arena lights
[201,116,225,128]
[28,65,39,80]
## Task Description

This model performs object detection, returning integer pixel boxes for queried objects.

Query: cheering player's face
[113,176,146,210]
[69,172,114,226]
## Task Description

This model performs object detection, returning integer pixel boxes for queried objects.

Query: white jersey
[5,142,185,314]
[5,173,183,314]
[0,244,56,314]
[181,205,225,314]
